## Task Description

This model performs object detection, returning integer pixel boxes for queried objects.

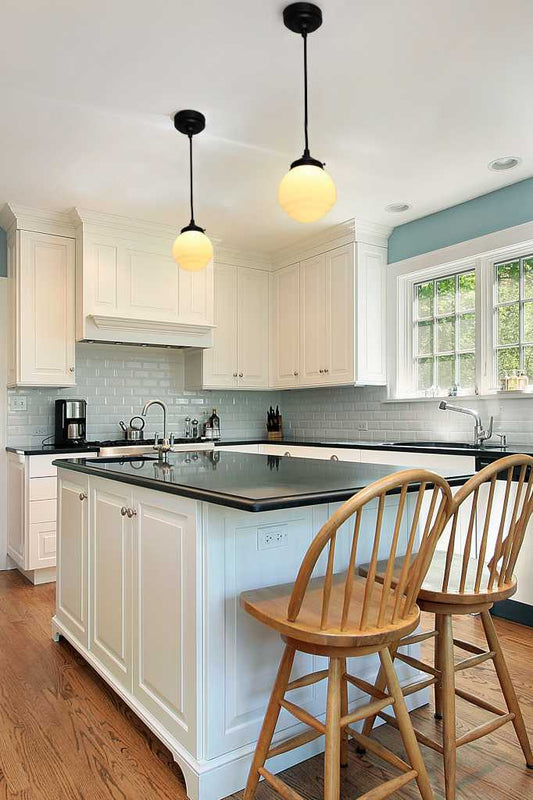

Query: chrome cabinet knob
[330,455,339,461]
[324,368,329,374]
[239,372,243,378]
[69,366,75,373]
[233,372,238,377]
[319,369,323,374]
[284,451,292,457]
[126,507,137,518]
[120,506,128,516]
[293,370,298,376]
[79,492,87,501]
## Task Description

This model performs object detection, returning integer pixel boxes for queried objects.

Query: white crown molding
[271,218,392,268]
[0,203,76,237]
[90,314,215,335]
[214,246,273,271]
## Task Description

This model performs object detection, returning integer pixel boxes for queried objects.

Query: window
[494,255,533,379]
[414,270,476,396]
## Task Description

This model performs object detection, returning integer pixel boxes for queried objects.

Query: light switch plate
[9,396,27,412]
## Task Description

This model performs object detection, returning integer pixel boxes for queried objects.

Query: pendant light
[279,2,336,223]
[172,110,213,271]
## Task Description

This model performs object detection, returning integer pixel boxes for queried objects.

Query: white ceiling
[1,0,533,252]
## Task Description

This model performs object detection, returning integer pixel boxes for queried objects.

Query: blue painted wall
[0,227,6,278]
[388,177,533,263]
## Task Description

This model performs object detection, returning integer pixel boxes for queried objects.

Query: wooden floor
[0,572,531,800]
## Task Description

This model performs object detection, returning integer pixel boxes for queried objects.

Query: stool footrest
[456,713,515,748]
[378,710,444,754]
[344,672,389,700]
[280,699,326,734]
[395,652,439,677]
[455,686,508,717]
[357,770,418,800]
[286,669,328,692]
[258,767,306,800]
[454,650,495,672]
[402,675,437,696]
[267,727,323,759]
[347,726,412,773]
[341,696,394,728]
[453,637,486,655]
[399,630,438,647]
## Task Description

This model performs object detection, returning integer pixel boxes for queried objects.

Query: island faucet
[141,399,170,455]
[438,400,493,447]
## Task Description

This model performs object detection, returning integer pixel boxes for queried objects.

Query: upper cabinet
[4,227,76,387]
[185,262,269,390]
[73,210,214,348]
[269,221,390,389]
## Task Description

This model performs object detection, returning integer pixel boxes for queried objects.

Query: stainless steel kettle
[119,416,145,441]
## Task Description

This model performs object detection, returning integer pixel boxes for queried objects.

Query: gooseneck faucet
[141,399,170,456]
[438,400,493,447]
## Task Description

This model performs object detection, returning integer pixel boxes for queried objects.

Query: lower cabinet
[55,472,198,755]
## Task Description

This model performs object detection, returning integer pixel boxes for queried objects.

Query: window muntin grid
[413,270,476,396]
[494,255,533,381]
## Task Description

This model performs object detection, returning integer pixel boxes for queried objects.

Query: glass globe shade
[278,164,336,223]
[172,229,213,272]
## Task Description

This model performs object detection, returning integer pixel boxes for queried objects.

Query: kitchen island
[52,450,472,800]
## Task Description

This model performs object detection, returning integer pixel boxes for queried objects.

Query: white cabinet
[270,264,300,387]
[89,477,133,690]
[270,238,388,389]
[7,450,97,584]
[7,230,76,387]
[56,470,89,646]
[186,262,269,390]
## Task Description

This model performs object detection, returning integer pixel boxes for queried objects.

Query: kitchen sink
[389,441,476,449]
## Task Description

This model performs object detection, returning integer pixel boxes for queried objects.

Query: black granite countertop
[53,450,473,512]
[215,437,533,459]
[6,444,100,456]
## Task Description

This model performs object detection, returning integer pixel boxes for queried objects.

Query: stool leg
[481,609,533,768]
[360,644,398,742]
[440,614,457,800]
[340,658,349,767]
[380,647,434,800]
[434,614,444,720]
[243,644,296,800]
[325,658,342,800]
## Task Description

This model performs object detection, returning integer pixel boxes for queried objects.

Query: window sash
[494,254,533,376]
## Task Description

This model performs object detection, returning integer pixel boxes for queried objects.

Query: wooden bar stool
[240,469,452,800]
[359,454,533,800]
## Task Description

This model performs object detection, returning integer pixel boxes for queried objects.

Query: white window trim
[388,230,533,401]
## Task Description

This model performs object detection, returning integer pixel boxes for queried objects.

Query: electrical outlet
[257,527,288,551]
[355,421,368,431]
[9,396,27,412]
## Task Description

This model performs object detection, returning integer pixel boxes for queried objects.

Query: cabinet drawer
[28,521,56,571]
[29,477,57,501]
[28,452,90,478]
[29,499,56,524]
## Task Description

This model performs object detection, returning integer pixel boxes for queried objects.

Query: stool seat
[241,571,420,650]
[359,550,517,606]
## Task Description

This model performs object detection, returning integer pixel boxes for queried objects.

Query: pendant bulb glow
[278,163,336,223]
[172,228,213,271]
[280,4,336,224]
[172,109,211,271]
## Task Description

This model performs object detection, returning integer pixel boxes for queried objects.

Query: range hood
[72,208,215,349]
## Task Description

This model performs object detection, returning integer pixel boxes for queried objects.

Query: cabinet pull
[79,492,87,501]
[126,507,137,518]
[330,455,339,461]
[120,506,128,516]
[324,368,329,374]
[293,370,298,376]
[69,366,75,373]
[239,372,243,378]
[319,369,323,374]
[284,451,292,457]
[233,372,238,377]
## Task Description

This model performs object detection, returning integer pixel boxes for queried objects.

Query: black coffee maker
[54,399,87,448]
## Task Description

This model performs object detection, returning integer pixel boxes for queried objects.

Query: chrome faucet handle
[496,432,508,447]
[169,432,175,446]
[153,432,160,450]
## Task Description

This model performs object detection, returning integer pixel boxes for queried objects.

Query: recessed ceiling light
[385,202,411,213]
[488,156,522,171]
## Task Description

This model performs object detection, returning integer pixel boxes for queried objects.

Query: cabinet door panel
[325,245,354,384]
[7,455,25,567]
[179,260,214,324]
[270,264,299,387]
[90,479,132,690]
[56,473,88,646]
[122,248,179,320]
[203,263,238,387]
[28,521,56,570]
[299,254,327,385]
[132,489,197,753]
[238,268,269,388]
[18,231,75,386]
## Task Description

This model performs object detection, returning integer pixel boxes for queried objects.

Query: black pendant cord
[302,31,310,158]
[188,133,195,227]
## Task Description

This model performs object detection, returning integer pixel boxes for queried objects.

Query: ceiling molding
[214,246,273,271]
[0,203,76,237]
